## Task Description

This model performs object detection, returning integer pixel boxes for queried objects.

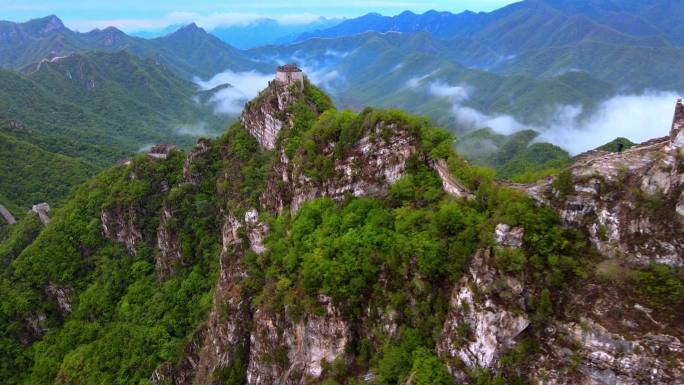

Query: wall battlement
[671,98,684,147]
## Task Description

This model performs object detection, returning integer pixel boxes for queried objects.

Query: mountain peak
[167,22,209,38]
[25,14,65,35]
[180,22,203,32]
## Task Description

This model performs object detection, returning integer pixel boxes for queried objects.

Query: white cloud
[325,49,352,58]
[536,93,678,154]
[405,71,438,89]
[428,82,470,101]
[195,70,272,115]
[175,122,213,137]
[428,80,679,155]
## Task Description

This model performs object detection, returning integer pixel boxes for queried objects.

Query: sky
[0,0,518,32]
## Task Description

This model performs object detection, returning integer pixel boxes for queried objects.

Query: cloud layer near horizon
[425,81,678,154]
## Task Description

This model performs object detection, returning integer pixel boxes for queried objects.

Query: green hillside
[0,51,227,212]
[456,128,572,181]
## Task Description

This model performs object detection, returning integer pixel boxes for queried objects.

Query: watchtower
[275,64,304,89]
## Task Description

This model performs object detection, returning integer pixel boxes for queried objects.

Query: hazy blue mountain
[295,10,484,41]
[295,1,684,48]
[0,16,269,79]
[210,17,342,49]
[286,1,684,92]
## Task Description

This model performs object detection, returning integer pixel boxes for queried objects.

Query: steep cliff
[0,77,682,385]
[516,100,684,268]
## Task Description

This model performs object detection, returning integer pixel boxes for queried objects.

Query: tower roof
[277,64,302,73]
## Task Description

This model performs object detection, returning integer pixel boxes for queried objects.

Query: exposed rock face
[32,203,50,226]
[517,129,684,267]
[438,248,529,379]
[530,282,684,385]
[261,122,419,214]
[0,204,16,225]
[156,206,182,281]
[244,209,268,255]
[241,80,299,150]
[246,296,349,385]
[45,282,72,314]
[101,206,142,255]
[39,15,65,34]
[187,215,253,385]
[150,328,207,385]
[494,223,524,248]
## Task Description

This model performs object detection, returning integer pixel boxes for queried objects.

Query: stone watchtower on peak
[671,98,684,147]
[275,64,304,89]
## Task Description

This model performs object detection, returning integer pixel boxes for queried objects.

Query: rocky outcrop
[45,282,72,314]
[494,223,524,248]
[241,81,300,150]
[261,122,419,214]
[32,203,50,226]
[156,206,182,281]
[515,102,684,267]
[438,248,529,379]
[244,209,268,255]
[101,206,142,255]
[150,328,207,385]
[187,215,252,385]
[530,281,684,385]
[0,204,16,225]
[152,210,265,385]
[246,296,349,385]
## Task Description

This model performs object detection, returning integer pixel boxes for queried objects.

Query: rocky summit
[1,75,682,385]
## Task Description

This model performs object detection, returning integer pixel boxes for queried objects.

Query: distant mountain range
[131,18,343,49]
[209,17,342,49]
[0,15,270,79]
[292,1,684,91]
[297,1,684,47]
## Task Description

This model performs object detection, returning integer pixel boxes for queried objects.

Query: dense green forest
[0,51,227,212]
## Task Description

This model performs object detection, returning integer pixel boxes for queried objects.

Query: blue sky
[0,0,518,32]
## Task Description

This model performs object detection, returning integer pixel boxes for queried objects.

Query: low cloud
[137,143,155,153]
[428,82,470,101]
[405,71,438,89]
[427,81,679,154]
[325,49,352,58]
[535,93,678,154]
[175,122,212,137]
[195,70,272,115]
[289,52,345,89]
